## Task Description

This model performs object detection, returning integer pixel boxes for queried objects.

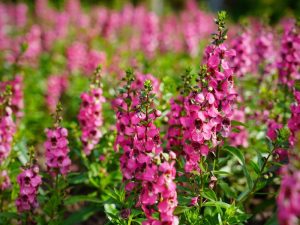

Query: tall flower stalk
[78,66,105,155]
[44,103,71,177]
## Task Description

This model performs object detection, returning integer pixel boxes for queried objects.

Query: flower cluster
[181,12,236,172]
[0,75,24,119]
[46,74,68,112]
[231,29,253,77]
[253,26,276,75]
[277,165,300,225]
[0,89,16,164]
[78,67,105,155]
[113,70,160,179]
[15,165,42,212]
[0,170,11,191]
[166,69,194,156]
[288,91,300,147]
[266,119,283,141]
[67,42,106,75]
[136,81,178,225]
[114,78,178,224]
[277,20,300,87]
[44,127,71,176]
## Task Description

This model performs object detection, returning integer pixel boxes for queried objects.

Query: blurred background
[3,0,300,24]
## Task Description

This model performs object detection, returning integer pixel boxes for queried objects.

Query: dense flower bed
[0,0,300,224]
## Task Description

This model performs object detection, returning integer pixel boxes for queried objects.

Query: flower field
[0,0,300,224]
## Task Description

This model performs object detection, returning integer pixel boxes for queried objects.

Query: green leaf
[203,201,231,209]
[201,188,217,201]
[174,206,190,215]
[0,212,20,220]
[219,182,237,199]
[223,146,253,190]
[231,120,248,128]
[65,195,102,205]
[223,146,245,165]
[249,160,260,175]
[67,172,88,184]
[63,206,100,225]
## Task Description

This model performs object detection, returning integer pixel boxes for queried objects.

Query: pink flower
[288,91,300,147]
[181,42,236,172]
[44,127,71,176]
[277,166,300,225]
[277,20,300,87]
[230,30,254,77]
[78,85,105,155]
[15,165,42,212]
[267,119,283,141]
[0,106,16,163]
[0,170,11,191]
[83,50,106,75]
[46,74,68,112]
[0,75,24,120]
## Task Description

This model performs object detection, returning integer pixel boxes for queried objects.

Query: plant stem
[239,147,275,203]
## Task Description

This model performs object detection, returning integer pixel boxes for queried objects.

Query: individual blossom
[0,170,11,191]
[78,67,105,155]
[44,104,71,176]
[15,164,42,212]
[277,20,300,87]
[46,74,68,112]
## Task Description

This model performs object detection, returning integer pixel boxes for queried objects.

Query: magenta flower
[181,42,236,172]
[44,127,71,176]
[0,170,11,191]
[78,69,105,155]
[267,119,283,141]
[0,106,16,163]
[46,74,68,112]
[15,165,42,213]
[0,75,24,120]
[230,29,253,77]
[277,20,300,87]
[288,91,300,147]
[83,50,106,75]
[277,166,300,225]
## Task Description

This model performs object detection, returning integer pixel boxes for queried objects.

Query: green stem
[239,147,275,203]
